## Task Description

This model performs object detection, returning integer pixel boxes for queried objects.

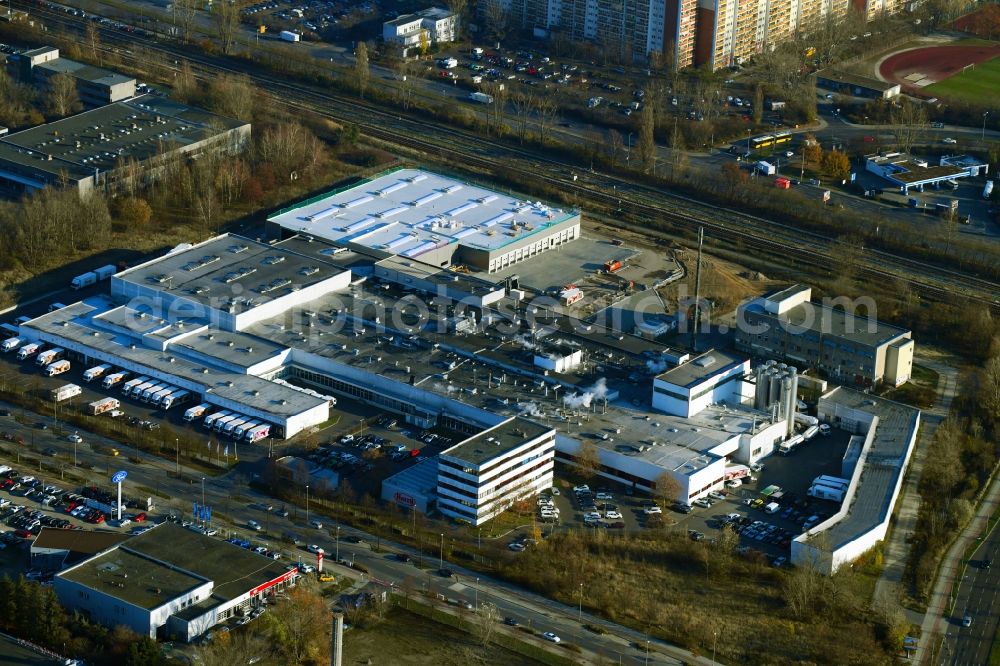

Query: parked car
[247,520,262,531]
[542,632,561,643]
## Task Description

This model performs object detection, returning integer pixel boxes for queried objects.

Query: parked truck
[603,259,623,273]
[1,338,20,353]
[50,383,81,402]
[46,360,71,377]
[203,410,232,429]
[120,376,148,396]
[814,475,850,490]
[246,424,271,442]
[468,91,493,104]
[808,484,845,503]
[756,160,776,176]
[70,264,115,290]
[89,397,120,416]
[162,390,191,410]
[102,371,129,389]
[279,30,300,42]
[184,403,211,422]
[36,347,64,367]
[17,343,42,360]
[83,364,112,382]
[214,414,241,432]
[150,387,175,406]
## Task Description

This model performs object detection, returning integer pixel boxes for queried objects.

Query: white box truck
[51,383,81,402]
[280,30,300,42]
[224,417,249,437]
[150,387,175,406]
[203,410,232,429]
[214,414,240,432]
[102,371,129,389]
[89,397,120,415]
[246,424,271,442]
[162,390,191,410]
[184,403,211,422]
[121,376,148,396]
[234,421,258,440]
[1,338,20,353]
[83,364,112,382]
[17,343,42,360]
[140,383,167,402]
[46,360,71,377]
[36,347,64,366]
[468,91,493,104]
[756,160,776,176]
[808,484,845,503]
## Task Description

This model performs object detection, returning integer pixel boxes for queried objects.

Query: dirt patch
[657,249,778,319]
[342,607,538,666]
[878,44,1000,93]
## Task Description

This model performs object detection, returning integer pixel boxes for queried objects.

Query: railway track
[16,1,1000,310]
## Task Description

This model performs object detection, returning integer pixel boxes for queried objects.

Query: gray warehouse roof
[744,297,910,348]
[0,94,248,183]
[35,57,135,88]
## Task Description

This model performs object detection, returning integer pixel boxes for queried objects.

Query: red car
[90,513,105,524]
[1,479,13,489]
[14,530,31,539]
[65,502,77,512]
[132,512,146,523]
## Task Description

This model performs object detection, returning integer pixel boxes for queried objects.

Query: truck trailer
[70,264,115,290]
[83,364,112,382]
[203,410,232,429]
[184,403,211,422]
[214,414,240,432]
[121,377,148,396]
[89,397,120,415]
[17,343,42,360]
[102,371,129,389]
[280,30,300,42]
[1,338,20,353]
[756,161,776,176]
[36,347,64,366]
[162,390,191,410]
[51,383,81,402]
[808,484,845,503]
[46,360,71,377]
[246,424,271,442]
[468,91,493,104]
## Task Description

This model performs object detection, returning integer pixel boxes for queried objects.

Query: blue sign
[111,471,127,484]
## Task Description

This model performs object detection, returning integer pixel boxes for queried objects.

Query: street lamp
[439,533,444,570]
[713,629,718,664]
[626,131,634,165]
[475,577,479,609]
[983,111,991,142]
[578,582,583,621]
[336,525,340,562]
[175,438,179,475]
[73,433,78,466]
[305,485,310,525]
[200,477,206,522]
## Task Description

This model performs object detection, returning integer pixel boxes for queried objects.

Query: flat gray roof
[0,94,247,182]
[117,234,350,315]
[442,417,552,466]
[817,69,898,92]
[268,168,579,257]
[35,57,134,87]
[817,389,920,550]
[23,299,325,418]
[746,297,910,348]
[655,348,746,389]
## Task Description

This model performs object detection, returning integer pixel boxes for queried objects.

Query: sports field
[925,55,1000,104]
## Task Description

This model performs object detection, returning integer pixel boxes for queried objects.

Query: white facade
[383,7,457,48]
[652,353,752,418]
[437,419,556,526]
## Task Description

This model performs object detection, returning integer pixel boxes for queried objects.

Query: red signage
[248,568,296,597]
[394,492,416,507]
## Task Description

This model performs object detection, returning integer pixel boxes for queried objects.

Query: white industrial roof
[268,168,578,256]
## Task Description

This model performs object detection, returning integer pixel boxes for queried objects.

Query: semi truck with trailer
[778,433,804,455]
[17,343,42,360]
[102,372,129,389]
[88,397,120,415]
[83,364,112,382]
[280,30,300,42]
[51,384,82,402]
[70,264,116,290]
[162,390,191,410]
[214,414,240,432]
[46,360,71,377]
[36,347,64,366]
[184,403,211,422]
[224,417,250,437]
[140,383,168,402]
[120,377,148,396]
[246,424,271,442]
[1,338,21,353]
[203,410,232,429]
[468,91,493,104]
[234,421,259,440]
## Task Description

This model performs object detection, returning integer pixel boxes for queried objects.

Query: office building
[437,417,556,525]
[7,46,136,108]
[0,94,250,197]
[652,348,752,417]
[383,7,457,54]
[735,285,914,388]
[54,523,298,641]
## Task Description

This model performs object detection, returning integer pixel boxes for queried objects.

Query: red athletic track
[878,44,1000,93]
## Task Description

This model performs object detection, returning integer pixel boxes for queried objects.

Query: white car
[942,137,958,144]
[605,511,623,520]
[542,632,561,643]
[725,479,743,489]
[116,518,132,528]
[307,544,324,554]
[67,433,82,443]
[595,492,612,501]
[550,488,560,496]
[309,519,323,529]
[299,564,315,573]
[572,485,590,494]
[784,150,794,158]
[584,511,601,522]
[247,520,262,531]
[643,505,662,515]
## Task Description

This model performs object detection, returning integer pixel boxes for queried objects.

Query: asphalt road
[0,400,699,665]
[941,524,1000,666]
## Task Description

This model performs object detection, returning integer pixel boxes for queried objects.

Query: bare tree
[607,128,624,168]
[474,601,501,646]
[46,73,81,117]
[890,100,929,153]
[207,74,256,122]
[212,0,246,55]
[980,356,1000,420]
[574,441,602,480]
[172,60,199,104]
[509,91,535,143]
[637,104,656,174]
[536,97,558,145]
[484,81,508,136]
[174,0,200,41]
[481,0,509,43]
[85,21,103,65]
[447,0,467,40]
[257,122,326,180]
[355,42,370,99]
[394,60,416,110]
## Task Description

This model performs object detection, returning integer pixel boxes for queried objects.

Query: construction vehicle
[603,259,623,273]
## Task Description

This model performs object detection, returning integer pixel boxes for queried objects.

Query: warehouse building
[792,388,919,573]
[735,285,914,388]
[865,152,971,194]
[7,46,137,107]
[0,94,250,197]
[54,523,298,641]
[267,168,581,273]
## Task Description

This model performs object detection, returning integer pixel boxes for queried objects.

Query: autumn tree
[174,0,200,41]
[213,0,246,55]
[637,103,656,173]
[752,83,764,125]
[355,42,370,99]
[261,580,331,665]
[653,471,681,507]
[820,149,851,181]
[112,197,153,227]
[46,72,81,117]
[574,441,601,480]
[803,134,822,163]
[172,60,199,104]
[207,74,256,122]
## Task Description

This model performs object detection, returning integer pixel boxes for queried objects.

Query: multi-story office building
[382,7,457,53]
[7,46,136,108]
[437,417,556,525]
[735,285,914,388]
